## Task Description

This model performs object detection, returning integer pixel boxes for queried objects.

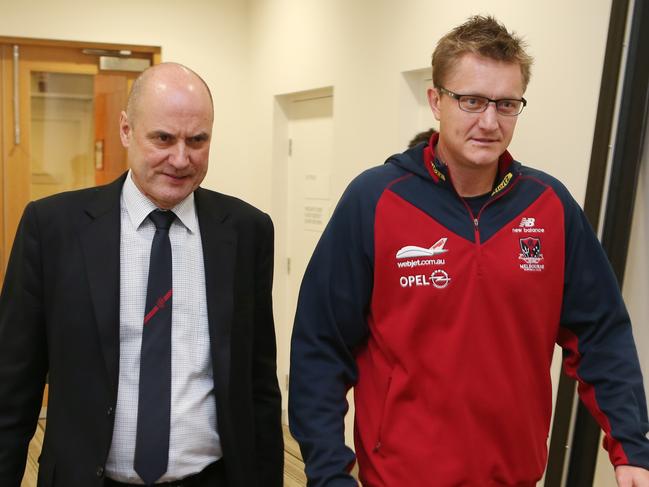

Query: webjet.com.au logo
[397,258,445,268]
[395,237,448,268]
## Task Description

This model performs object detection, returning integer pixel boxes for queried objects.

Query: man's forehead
[146,76,210,102]
[132,86,213,126]
[128,63,213,121]
[139,111,212,133]
[443,55,524,93]
[450,53,521,73]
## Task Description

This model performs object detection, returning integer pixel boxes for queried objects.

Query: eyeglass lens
[459,96,522,115]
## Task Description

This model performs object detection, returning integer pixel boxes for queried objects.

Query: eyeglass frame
[437,86,527,116]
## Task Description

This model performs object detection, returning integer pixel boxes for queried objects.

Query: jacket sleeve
[252,213,284,486]
[0,202,48,487]
[289,176,375,487]
[556,192,649,469]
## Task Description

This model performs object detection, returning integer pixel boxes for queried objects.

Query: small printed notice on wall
[303,199,330,232]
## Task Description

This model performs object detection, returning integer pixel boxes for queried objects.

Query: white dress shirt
[106,172,221,483]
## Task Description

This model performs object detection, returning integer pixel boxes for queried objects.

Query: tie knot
[149,210,176,230]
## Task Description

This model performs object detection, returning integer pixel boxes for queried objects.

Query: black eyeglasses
[438,87,527,116]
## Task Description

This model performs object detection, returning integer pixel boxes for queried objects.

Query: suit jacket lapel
[195,188,237,400]
[79,174,125,396]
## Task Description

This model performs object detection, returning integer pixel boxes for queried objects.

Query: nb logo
[519,217,536,228]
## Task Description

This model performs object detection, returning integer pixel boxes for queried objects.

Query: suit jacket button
[106,406,114,416]
[96,466,104,477]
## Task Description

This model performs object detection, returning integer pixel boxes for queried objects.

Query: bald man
[0,63,283,487]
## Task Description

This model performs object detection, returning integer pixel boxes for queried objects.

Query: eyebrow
[147,130,174,139]
[189,132,210,141]
[146,130,210,141]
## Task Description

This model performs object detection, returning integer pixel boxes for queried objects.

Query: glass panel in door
[29,71,95,200]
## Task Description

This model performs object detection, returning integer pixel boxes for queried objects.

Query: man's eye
[158,134,171,142]
[187,135,208,146]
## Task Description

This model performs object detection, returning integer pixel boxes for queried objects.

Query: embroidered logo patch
[518,237,544,272]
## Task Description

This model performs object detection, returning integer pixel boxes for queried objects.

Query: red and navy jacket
[289,133,649,486]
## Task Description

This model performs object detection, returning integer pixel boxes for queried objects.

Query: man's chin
[466,147,503,167]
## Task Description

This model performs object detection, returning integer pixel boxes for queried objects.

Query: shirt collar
[122,170,198,233]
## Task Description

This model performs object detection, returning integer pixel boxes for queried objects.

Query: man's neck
[446,163,497,197]
[435,145,498,197]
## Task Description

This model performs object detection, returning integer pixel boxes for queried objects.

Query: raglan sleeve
[289,174,375,487]
[556,191,649,469]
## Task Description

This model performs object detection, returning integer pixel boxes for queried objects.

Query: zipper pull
[473,218,479,229]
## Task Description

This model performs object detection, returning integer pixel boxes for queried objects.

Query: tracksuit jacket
[289,133,649,486]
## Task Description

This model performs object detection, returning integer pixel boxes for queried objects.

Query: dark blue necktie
[134,209,175,485]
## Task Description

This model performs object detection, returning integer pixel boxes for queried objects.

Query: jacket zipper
[457,198,480,244]
[453,175,521,245]
[474,176,520,234]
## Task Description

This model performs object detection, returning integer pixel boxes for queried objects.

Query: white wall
[248,0,612,207]
[0,0,255,204]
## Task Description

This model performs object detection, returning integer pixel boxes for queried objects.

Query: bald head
[126,62,214,126]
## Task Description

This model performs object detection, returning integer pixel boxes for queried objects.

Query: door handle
[12,45,20,146]
[95,140,104,170]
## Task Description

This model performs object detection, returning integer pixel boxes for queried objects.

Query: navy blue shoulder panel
[478,168,550,244]
[387,162,557,245]
[330,162,409,268]
[389,175,477,242]
[516,166,575,204]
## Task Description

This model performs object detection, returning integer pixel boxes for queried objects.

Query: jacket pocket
[373,373,392,454]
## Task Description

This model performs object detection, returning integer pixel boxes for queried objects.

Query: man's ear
[427,87,442,121]
[119,111,131,148]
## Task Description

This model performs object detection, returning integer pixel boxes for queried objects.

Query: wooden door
[0,38,160,281]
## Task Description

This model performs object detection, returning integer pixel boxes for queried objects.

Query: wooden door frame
[0,46,6,274]
[0,36,161,62]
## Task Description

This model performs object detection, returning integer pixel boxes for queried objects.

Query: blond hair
[432,15,533,91]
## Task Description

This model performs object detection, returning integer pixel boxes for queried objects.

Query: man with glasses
[290,15,649,486]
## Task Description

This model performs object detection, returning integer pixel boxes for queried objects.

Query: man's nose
[169,142,190,168]
[477,102,499,130]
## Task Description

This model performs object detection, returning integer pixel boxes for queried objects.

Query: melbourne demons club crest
[519,237,544,272]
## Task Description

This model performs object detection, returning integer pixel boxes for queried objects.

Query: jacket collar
[422,131,518,196]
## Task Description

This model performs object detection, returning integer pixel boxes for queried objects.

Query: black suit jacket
[0,174,283,487]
